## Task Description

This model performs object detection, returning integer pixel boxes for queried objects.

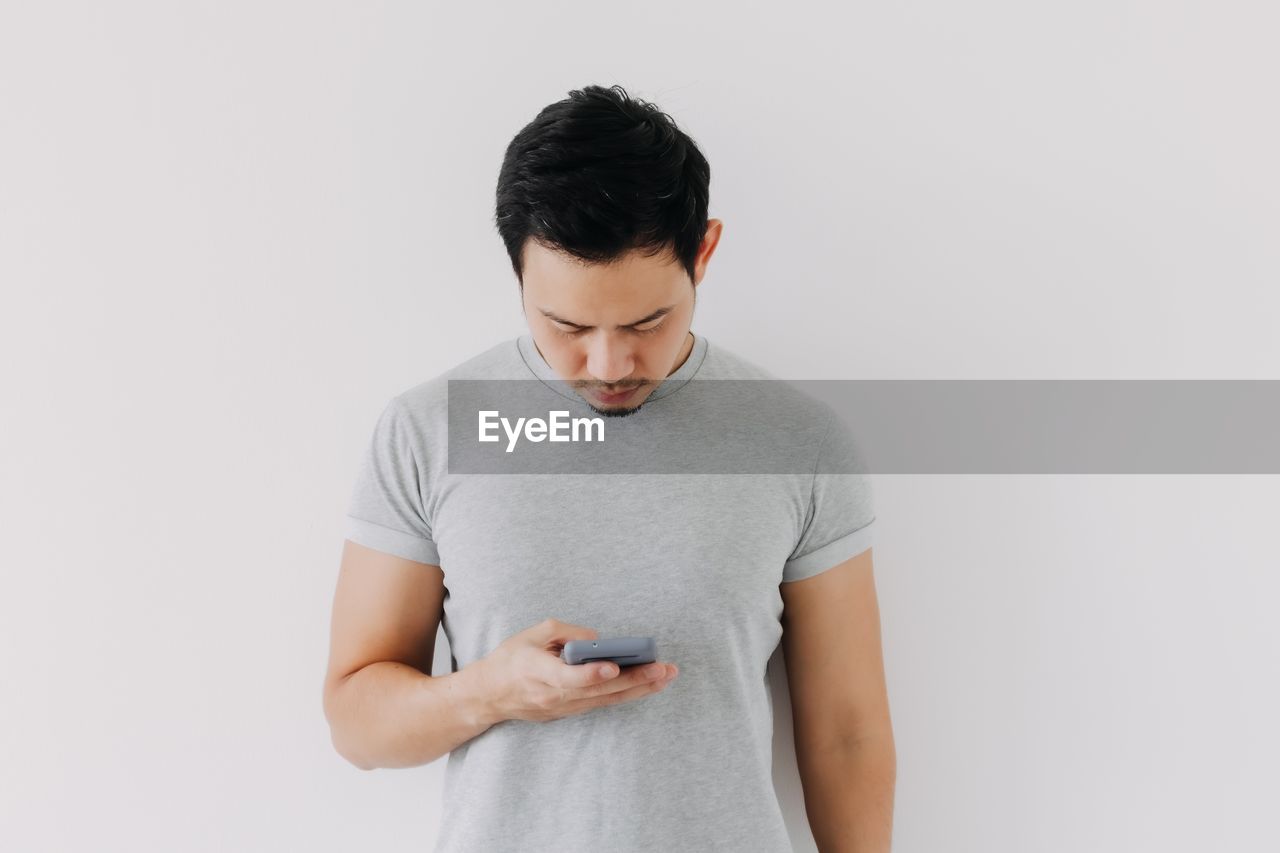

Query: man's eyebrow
[537,305,677,329]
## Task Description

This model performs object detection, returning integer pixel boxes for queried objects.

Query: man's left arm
[780,546,896,853]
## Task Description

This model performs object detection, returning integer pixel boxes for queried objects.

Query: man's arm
[322,539,502,770]
[780,547,896,853]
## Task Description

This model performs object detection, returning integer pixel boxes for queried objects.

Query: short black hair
[494,84,711,287]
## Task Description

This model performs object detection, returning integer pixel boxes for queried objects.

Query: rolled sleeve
[782,409,876,583]
[344,397,441,566]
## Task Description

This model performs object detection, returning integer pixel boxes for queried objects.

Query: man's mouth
[590,385,640,404]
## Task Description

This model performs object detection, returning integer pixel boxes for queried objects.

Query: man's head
[494,84,722,416]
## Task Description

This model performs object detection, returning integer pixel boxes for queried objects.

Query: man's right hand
[474,618,679,723]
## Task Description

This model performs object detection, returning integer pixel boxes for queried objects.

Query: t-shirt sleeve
[781,409,876,583]
[343,397,442,566]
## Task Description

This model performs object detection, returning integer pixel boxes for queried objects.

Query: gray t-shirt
[344,331,876,852]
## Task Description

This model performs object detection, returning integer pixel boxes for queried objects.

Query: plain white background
[3,2,1278,851]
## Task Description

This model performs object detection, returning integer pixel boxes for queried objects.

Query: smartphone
[561,636,657,667]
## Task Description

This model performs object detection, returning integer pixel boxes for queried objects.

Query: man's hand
[475,618,679,723]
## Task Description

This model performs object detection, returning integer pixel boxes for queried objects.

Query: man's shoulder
[697,337,782,380]
[698,337,840,433]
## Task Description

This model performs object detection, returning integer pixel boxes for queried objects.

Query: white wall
[3,2,1277,851]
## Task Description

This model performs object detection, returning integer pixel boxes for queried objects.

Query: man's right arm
[321,538,503,770]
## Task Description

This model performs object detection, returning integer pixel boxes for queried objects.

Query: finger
[574,661,669,697]
[527,617,598,647]
[564,672,673,714]
[551,658,620,689]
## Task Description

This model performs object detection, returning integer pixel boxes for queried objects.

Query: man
[323,84,895,852]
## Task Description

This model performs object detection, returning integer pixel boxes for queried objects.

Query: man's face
[520,238,707,418]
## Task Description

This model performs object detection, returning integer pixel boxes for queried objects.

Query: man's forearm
[797,731,897,853]
[325,660,501,770]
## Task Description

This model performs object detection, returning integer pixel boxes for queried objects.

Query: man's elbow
[323,676,376,771]
[331,730,376,771]
[326,712,378,770]
[843,726,895,752]
[807,722,896,762]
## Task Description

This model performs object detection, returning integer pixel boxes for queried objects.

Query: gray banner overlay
[446,380,1280,474]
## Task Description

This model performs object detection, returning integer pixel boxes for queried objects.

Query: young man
[323,84,895,853]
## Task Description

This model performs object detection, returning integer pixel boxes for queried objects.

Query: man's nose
[585,333,635,383]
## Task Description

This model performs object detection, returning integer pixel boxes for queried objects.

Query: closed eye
[553,322,665,338]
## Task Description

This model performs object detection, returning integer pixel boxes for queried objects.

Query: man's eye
[553,323,664,337]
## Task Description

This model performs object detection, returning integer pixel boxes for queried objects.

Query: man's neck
[667,331,695,376]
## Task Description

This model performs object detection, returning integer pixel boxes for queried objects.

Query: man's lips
[590,386,640,403]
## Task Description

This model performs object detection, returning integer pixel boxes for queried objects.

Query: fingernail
[644,664,663,678]
[597,664,617,678]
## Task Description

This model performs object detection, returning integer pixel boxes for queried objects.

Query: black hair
[494,84,711,287]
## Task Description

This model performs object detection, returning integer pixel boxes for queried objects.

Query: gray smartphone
[560,636,657,667]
